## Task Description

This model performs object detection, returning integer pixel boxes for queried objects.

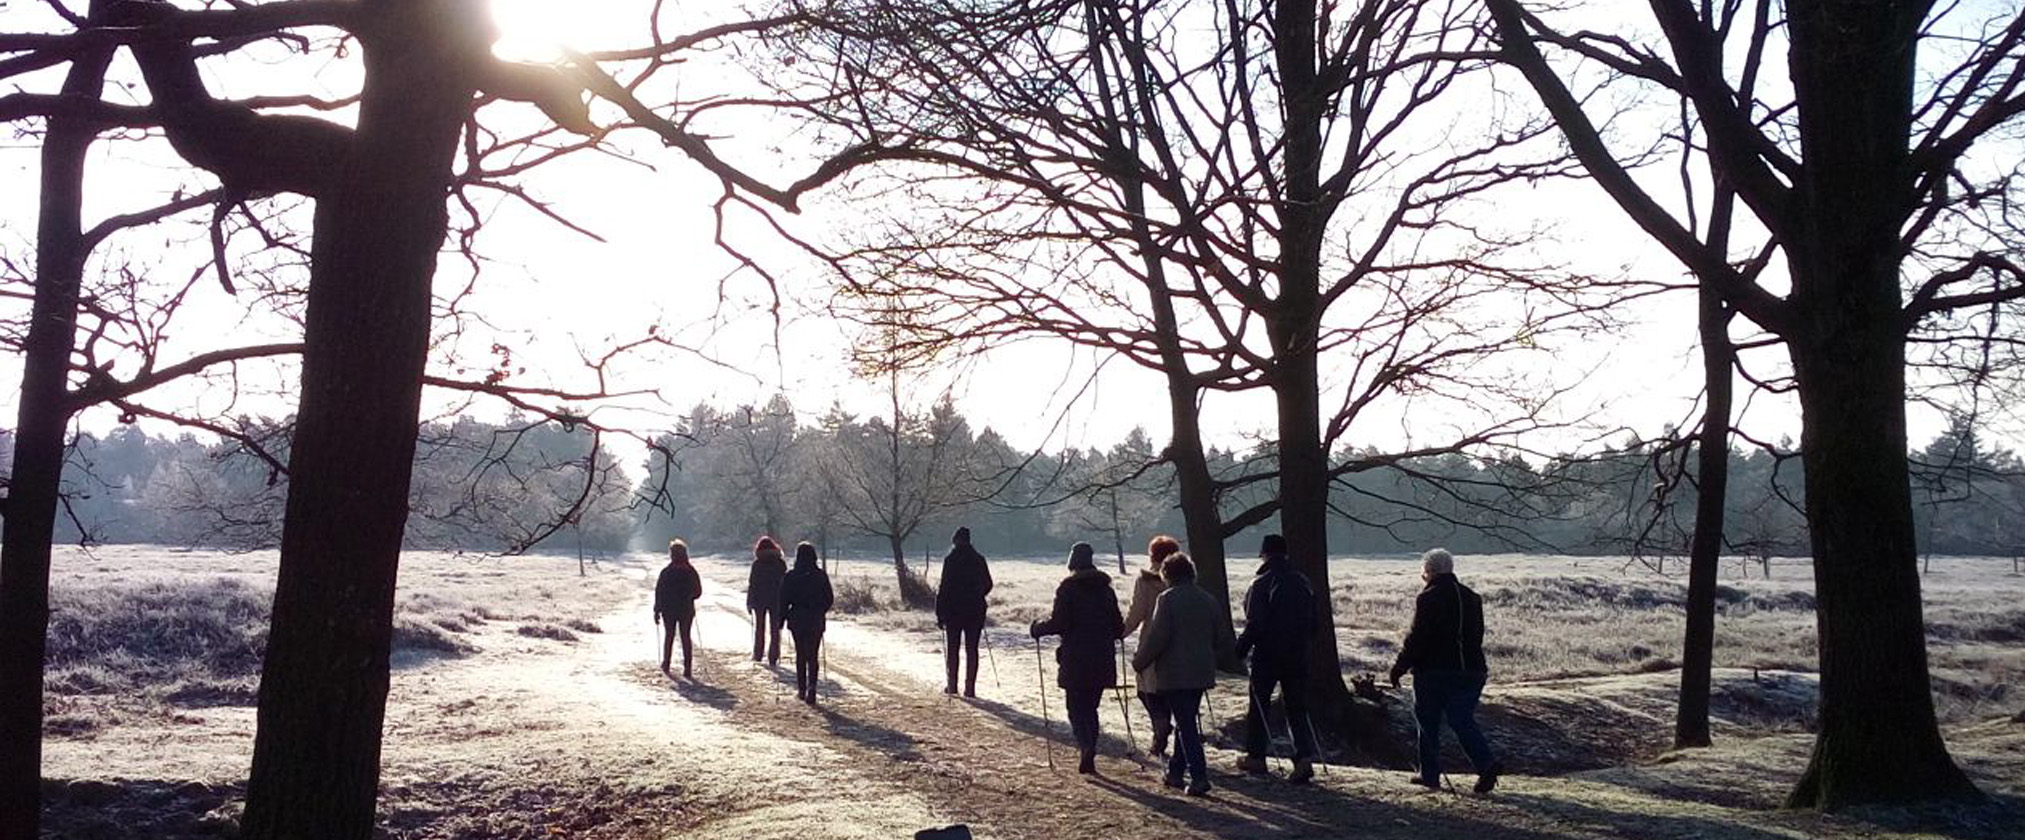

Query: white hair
[1421,548,1456,576]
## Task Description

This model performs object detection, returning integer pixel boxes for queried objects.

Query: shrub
[516,623,579,642]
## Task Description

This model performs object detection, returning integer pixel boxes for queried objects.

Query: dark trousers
[1063,685,1105,754]
[1412,669,1495,781]
[792,626,824,698]
[944,626,981,693]
[1163,688,1207,785]
[1244,670,1317,760]
[1138,690,1173,743]
[660,615,693,673]
[752,607,783,664]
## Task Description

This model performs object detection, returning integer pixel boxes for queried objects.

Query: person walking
[1389,548,1502,793]
[654,539,704,678]
[747,536,788,665]
[1233,533,1320,783]
[935,526,994,698]
[779,541,835,704]
[1131,553,1232,797]
[1121,534,1182,755]
[1030,542,1125,775]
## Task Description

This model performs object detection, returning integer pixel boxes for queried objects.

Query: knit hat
[1260,533,1288,557]
[1068,542,1096,571]
[953,526,972,546]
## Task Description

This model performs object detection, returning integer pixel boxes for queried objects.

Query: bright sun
[489,0,594,63]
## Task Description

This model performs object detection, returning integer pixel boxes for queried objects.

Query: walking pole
[1113,639,1138,755]
[1248,683,1285,774]
[983,630,1004,693]
[1302,711,1329,779]
[1034,637,1056,770]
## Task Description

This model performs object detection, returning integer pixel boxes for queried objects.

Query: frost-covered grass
[798,550,2024,724]
[42,546,638,735]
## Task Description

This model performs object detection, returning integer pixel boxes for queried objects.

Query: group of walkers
[654,536,834,703]
[652,528,1502,797]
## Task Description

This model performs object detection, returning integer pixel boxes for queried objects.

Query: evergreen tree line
[5,414,634,553]
[22,397,2004,563]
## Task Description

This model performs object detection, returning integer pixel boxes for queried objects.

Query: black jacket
[748,549,788,612]
[778,555,834,634]
[654,562,702,621]
[1234,554,1317,677]
[1390,573,1487,678]
[1031,569,1124,691]
[935,544,995,630]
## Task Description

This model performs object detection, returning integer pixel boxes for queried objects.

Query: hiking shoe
[1289,759,1315,784]
[1162,772,1186,790]
[1235,756,1269,775]
[944,683,958,695]
[1077,751,1097,775]
[1150,728,1170,757]
[1473,762,1504,794]
[963,687,977,699]
[1185,780,1212,797]
[1408,775,1439,790]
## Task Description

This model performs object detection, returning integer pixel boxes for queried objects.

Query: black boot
[1151,724,1171,757]
[1077,748,1097,775]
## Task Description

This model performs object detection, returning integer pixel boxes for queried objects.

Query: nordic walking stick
[1034,637,1056,770]
[983,630,1003,693]
[1113,639,1138,755]
[1248,682,1286,774]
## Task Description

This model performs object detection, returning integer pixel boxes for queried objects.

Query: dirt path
[41,552,2024,840]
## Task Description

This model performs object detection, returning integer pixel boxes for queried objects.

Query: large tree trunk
[1784,316,1976,807]
[1675,284,1734,749]
[0,15,113,838]
[1779,0,1977,808]
[1271,0,1355,725]
[238,5,490,838]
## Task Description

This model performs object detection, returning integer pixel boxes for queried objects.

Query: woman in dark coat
[778,541,835,704]
[747,536,788,665]
[1029,542,1124,774]
[935,526,994,697]
[654,539,703,678]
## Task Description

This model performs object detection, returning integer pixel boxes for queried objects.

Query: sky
[1,0,2016,477]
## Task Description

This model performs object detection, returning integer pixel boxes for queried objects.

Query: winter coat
[654,562,703,621]
[1121,569,1166,639]
[1234,554,1317,677]
[934,544,994,631]
[747,548,788,612]
[1131,581,1233,694]
[1389,573,1487,678]
[778,554,835,635]
[1031,569,1124,691]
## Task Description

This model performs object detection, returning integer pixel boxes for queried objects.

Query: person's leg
[1169,688,1207,792]
[678,615,695,677]
[1281,672,1316,761]
[808,630,824,701]
[1067,685,1102,772]
[943,627,960,694]
[1241,669,1273,768]
[1412,671,1452,786]
[962,627,981,697]
[660,621,675,672]
[752,608,767,662]
[769,613,785,667]
[1446,672,1498,776]
[790,627,809,696]
[1140,691,1173,755]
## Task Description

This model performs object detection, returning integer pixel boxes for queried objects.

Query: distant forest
[11,399,2023,563]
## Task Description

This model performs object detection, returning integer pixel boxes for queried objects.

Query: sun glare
[489,0,591,63]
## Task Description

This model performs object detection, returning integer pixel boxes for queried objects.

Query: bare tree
[776,0,1623,730]
[0,3,900,836]
[1486,0,2025,807]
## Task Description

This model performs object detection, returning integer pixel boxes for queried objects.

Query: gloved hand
[653,614,661,625]
[1388,668,1404,689]
[1028,620,1044,639]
